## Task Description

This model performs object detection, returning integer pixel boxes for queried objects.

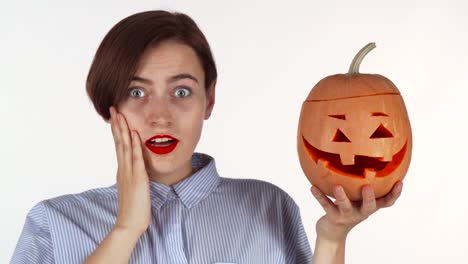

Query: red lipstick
[145,134,179,155]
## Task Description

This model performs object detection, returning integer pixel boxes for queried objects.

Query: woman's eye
[128,87,145,98]
[174,87,191,98]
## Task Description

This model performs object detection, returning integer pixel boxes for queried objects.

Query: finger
[109,106,119,145]
[117,112,133,177]
[360,185,377,216]
[110,106,121,148]
[333,185,354,216]
[311,185,337,216]
[131,130,147,180]
[377,181,403,208]
[109,107,124,173]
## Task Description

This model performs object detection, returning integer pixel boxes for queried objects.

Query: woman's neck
[148,162,195,186]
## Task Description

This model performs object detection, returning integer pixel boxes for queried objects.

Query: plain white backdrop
[1,0,467,263]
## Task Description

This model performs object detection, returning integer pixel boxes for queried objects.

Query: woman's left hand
[310,181,403,242]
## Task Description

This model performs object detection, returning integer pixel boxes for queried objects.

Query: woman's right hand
[110,106,151,237]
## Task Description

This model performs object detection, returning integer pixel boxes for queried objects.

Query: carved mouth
[302,135,407,178]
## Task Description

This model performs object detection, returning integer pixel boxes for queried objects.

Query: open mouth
[302,135,407,178]
[145,134,179,155]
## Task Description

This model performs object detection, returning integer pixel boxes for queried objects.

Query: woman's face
[116,40,215,184]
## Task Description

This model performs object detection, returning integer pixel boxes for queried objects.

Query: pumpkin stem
[348,42,376,74]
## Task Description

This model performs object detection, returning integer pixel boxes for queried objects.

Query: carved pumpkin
[297,43,412,201]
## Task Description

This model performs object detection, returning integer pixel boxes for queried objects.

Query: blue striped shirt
[12,153,313,263]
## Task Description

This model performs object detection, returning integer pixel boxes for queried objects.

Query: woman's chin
[144,156,193,184]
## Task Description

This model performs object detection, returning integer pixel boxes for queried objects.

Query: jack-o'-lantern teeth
[317,158,375,180]
[302,135,407,178]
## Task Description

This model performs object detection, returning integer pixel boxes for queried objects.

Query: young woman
[12,10,402,264]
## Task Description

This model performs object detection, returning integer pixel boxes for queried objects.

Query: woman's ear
[204,80,216,120]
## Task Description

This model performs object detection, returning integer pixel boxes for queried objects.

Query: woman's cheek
[171,98,194,112]
[119,111,140,133]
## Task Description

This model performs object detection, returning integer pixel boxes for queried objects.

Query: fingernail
[333,185,343,197]
[311,186,318,196]
[335,185,343,193]
[363,184,373,193]
[396,182,403,193]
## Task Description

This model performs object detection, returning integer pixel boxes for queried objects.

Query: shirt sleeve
[11,201,55,264]
[282,194,313,264]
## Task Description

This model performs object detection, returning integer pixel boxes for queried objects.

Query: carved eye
[332,129,351,142]
[370,124,393,138]
[371,112,389,117]
[329,114,346,120]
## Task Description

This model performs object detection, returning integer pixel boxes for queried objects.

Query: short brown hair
[86,10,217,121]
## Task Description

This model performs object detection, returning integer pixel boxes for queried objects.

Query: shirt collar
[149,152,220,210]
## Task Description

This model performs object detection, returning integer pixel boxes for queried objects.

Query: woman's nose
[144,98,173,127]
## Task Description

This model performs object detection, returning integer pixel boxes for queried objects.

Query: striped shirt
[11,153,313,263]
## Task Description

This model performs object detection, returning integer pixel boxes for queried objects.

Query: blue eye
[128,87,145,98]
[175,87,191,98]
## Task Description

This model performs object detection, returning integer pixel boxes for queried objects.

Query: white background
[1,0,467,263]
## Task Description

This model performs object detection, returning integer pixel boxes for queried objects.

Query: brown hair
[86,10,217,121]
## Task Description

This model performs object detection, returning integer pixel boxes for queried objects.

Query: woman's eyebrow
[168,73,199,83]
[131,73,199,84]
[131,76,153,84]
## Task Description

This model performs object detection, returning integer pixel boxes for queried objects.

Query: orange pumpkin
[297,43,412,201]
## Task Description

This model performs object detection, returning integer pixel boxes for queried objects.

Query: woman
[12,10,402,264]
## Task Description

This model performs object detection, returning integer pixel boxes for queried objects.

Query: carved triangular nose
[370,124,393,138]
[332,129,351,142]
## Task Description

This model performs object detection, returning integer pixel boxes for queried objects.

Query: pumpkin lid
[306,73,401,101]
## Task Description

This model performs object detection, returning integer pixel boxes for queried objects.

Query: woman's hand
[84,107,151,263]
[110,106,151,237]
[311,181,403,242]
